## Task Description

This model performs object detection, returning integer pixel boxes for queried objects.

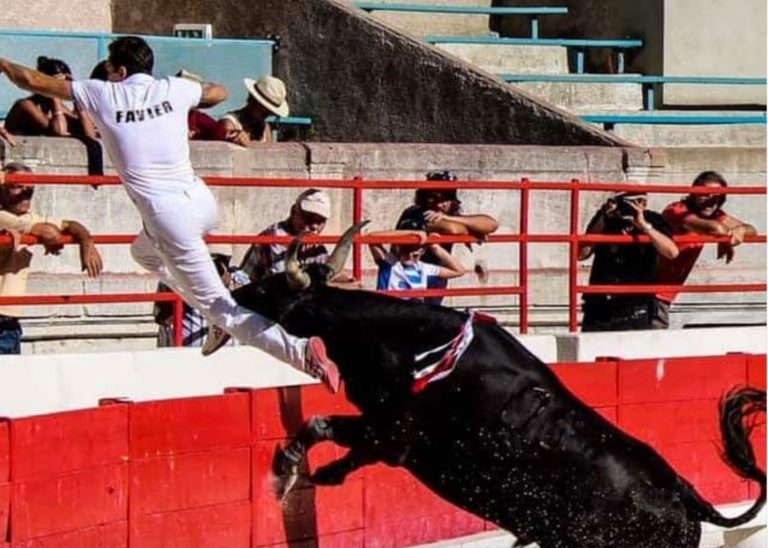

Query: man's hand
[729,225,747,247]
[226,129,251,147]
[79,239,103,278]
[423,210,447,226]
[626,199,650,231]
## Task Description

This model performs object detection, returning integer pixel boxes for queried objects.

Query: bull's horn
[285,235,312,292]
[325,220,371,279]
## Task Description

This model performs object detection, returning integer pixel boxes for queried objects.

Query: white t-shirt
[71,74,202,208]
[376,254,441,294]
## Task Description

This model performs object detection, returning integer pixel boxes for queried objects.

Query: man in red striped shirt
[655,171,757,326]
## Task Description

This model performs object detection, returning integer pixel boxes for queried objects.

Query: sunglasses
[5,186,34,200]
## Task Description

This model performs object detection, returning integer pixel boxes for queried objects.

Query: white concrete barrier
[0,326,763,417]
[555,326,766,362]
[0,332,556,418]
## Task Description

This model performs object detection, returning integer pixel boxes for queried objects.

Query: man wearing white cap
[219,75,289,145]
[0,37,340,393]
[203,188,335,355]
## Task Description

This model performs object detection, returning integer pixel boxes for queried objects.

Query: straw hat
[243,75,290,117]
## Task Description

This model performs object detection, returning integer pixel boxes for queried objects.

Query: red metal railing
[2,172,765,343]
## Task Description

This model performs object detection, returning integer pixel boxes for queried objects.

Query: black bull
[231,225,766,548]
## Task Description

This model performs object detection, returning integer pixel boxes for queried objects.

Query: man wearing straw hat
[0,36,340,393]
[219,75,289,145]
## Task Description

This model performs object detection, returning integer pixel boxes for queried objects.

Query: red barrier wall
[0,354,763,547]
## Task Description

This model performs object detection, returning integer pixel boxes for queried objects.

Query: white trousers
[130,180,307,369]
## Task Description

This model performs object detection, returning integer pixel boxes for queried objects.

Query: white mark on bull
[655,359,666,383]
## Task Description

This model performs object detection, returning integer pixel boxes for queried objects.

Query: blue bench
[501,74,767,110]
[581,112,767,131]
[424,36,643,73]
[265,115,313,141]
[0,29,275,118]
[355,3,568,39]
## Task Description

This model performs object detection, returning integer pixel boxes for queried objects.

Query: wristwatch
[640,222,654,233]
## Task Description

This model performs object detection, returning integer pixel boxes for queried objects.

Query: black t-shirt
[584,210,672,306]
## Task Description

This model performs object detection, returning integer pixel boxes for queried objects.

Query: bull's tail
[688,387,766,528]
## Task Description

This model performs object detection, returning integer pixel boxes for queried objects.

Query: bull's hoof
[274,466,301,502]
[272,444,303,501]
[272,446,297,476]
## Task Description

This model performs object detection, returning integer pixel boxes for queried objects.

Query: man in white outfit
[0,36,340,393]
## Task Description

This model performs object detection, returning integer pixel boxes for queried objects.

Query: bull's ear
[285,235,312,292]
[325,220,370,279]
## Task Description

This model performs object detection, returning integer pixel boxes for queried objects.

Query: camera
[615,197,638,218]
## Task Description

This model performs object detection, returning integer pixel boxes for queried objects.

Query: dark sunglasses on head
[426,170,458,182]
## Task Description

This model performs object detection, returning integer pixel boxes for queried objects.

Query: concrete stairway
[350,0,765,146]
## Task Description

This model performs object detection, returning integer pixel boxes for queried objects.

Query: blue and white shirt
[376,254,441,298]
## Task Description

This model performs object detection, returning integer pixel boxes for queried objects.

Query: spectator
[202,188,348,355]
[6,57,103,175]
[219,75,289,145]
[0,162,102,353]
[368,226,465,300]
[89,60,110,81]
[154,251,247,347]
[240,188,335,282]
[578,191,678,332]
[395,170,498,304]
[176,70,228,141]
[655,171,757,325]
[5,57,97,141]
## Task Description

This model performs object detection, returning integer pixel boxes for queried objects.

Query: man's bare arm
[681,214,730,236]
[0,58,72,100]
[683,213,756,246]
[198,83,228,109]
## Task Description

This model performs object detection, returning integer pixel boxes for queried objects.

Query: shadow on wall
[111,0,625,146]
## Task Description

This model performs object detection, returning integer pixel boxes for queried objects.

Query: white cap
[295,189,331,219]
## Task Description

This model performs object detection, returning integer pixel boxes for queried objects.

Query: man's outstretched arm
[0,58,72,100]
[198,82,228,109]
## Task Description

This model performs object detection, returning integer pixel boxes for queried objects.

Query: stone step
[436,43,568,74]
[348,0,494,37]
[582,110,767,147]
[510,80,644,111]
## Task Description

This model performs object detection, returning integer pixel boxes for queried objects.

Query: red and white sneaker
[305,337,341,394]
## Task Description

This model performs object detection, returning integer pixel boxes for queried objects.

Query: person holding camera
[578,191,678,332]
